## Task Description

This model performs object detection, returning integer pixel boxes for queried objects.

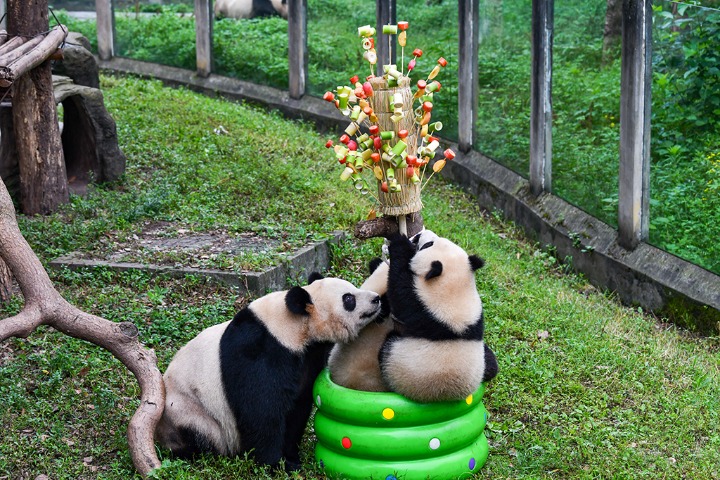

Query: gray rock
[52,32,99,89]
[53,75,126,191]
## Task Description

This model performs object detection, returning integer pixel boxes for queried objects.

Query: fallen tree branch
[0,178,163,477]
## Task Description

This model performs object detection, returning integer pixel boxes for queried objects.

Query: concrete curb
[96,57,720,332]
[50,232,345,296]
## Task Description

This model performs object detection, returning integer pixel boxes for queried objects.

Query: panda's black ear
[469,255,485,271]
[308,272,324,284]
[286,287,312,315]
[425,260,443,280]
[368,257,383,274]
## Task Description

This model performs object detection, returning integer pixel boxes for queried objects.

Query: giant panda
[214,0,288,20]
[379,231,498,402]
[328,257,392,392]
[155,273,382,470]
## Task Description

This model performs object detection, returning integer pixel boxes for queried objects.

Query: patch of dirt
[104,221,280,262]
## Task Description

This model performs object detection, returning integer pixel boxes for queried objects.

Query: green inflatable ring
[313,369,485,427]
[315,404,487,460]
[316,434,489,480]
[313,369,491,479]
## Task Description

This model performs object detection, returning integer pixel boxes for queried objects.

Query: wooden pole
[375,0,396,71]
[288,0,307,99]
[96,0,114,60]
[195,0,213,77]
[529,0,553,195]
[618,0,651,249]
[7,0,68,215]
[458,0,479,153]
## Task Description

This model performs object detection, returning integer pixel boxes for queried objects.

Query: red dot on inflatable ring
[341,437,352,449]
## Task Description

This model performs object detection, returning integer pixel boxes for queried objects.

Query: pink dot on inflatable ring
[468,457,476,470]
[341,437,352,449]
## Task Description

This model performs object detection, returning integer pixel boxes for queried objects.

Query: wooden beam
[287,0,307,99]
[0,25,67,87]
[96,0,114,60]
[529,0,553,195]
[458,0,479,153]
[195,0,213,77]
[0,35,43,67]
[618,0,651,249]
[375,0,396,71]
[0,34,23,57]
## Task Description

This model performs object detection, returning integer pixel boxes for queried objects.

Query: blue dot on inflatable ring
[468,457,476,470]
[386,475,398,480]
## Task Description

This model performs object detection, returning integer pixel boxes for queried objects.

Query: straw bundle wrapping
[368,77,423,216]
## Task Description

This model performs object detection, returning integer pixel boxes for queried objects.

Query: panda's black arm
[386,235,423,323]
[482,343,499,383]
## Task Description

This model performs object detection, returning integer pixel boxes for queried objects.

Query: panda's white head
[280,273,382,347]
[409,235,485,334]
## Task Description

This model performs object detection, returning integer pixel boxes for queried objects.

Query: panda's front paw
[388,234,415,262]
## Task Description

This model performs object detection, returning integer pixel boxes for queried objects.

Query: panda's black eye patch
[419,241,434,251]
[342,293,356,312]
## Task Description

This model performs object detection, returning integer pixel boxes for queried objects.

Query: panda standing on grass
[155,273,382,471]
[329,230,498,402]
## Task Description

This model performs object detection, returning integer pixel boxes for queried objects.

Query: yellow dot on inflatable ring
[465,394,473,405]
[382,408,395,420]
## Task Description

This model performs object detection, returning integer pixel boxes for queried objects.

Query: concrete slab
[50,229,345,296]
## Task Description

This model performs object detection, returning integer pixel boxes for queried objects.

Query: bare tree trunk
[603,0,622,58]
[0,258,11,302]
[0,105,19,197]
[7,0,68,215]
[0,176,163,476]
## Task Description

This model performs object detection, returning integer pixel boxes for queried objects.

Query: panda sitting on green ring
[329,229,498,402]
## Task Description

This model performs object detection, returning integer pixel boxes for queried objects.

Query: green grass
[1,75,719,479]
[55,0,720,275]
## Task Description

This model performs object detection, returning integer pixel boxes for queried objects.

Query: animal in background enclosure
[214,0,288,19]
[379,230,499,402]
[155,273,381,470]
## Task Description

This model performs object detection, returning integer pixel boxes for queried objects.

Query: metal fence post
[96,0,114,61]
[458,0,479,153]
[195,0,213,77]
[376,0,396,70]
[288,0,307,99]
[529,0,553,195]
[618,0,651,249]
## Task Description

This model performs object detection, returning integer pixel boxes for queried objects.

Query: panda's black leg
[282,343,332,471]
[281,385,314,471]
[482,343,499,383]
